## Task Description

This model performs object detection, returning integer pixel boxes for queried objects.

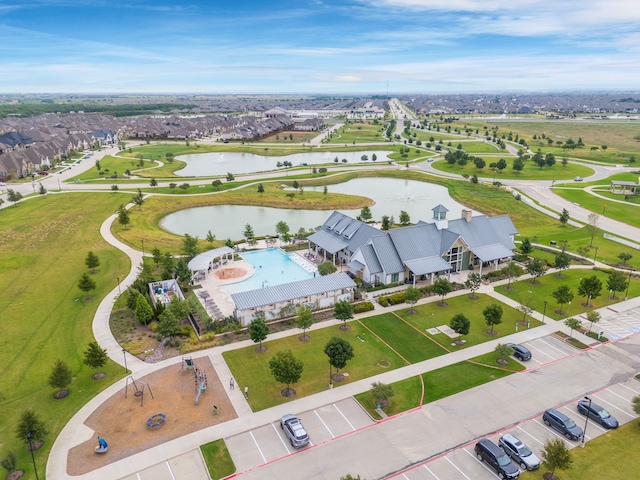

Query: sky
[1,0,639,94]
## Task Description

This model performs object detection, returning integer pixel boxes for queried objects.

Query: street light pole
[122,348,128,373]
[592,246,599,265]
[328,346,334,389]
[581,396,592,448]
[27,431,40,480]
[116,277,121,295]
[542,300,547,323]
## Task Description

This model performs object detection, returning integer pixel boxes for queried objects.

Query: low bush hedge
[354,301,375,313]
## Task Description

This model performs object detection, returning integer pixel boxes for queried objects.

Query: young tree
[150,178,158,187]
[39,183,47,195]
[502,261,522,289]
[587,212,599,247]
[249,316,269,352]
[632,395,640,416]
[607,270,629,299]
[296,305,313,340]
[495,343,514,362]
[526,257,546,283]
[334,300,354,329]
[559,208,570,226]
[275,220,290,244]
[117,204,130,229]
[541,438,572,478]
[404,286,422,313]
[449,313,470,342]
[433,277,453,306]
[371,382,395,408]
[157,309,181,338]
[257,183,264,195]
[399,210,411,226]
[134,293,154,325]
[152,247,163,267]
[585,310,601,332]
[269,350,304,397]
[16,409,49,444]
[554,252,571,277]
[77,273,96,297]
[0,451,17,474]
[83,342,108,372]
[85,251,100,273]
[483,303,503,335]
[205,230,216,246]
[464,272,481,299]
[325,337,354,380]
[358,206,372,222]
[618,252,633,266]
[578,275,602,307]
[48,359,72,394]
[6,189,23,205]
[226,172,235,182]
[380,215,391,231]
[243,224,255,243]
[131,188,144,209]
[565,317,582,338]
[552,285,574,314]
[520,237,533,254]
[181,234,199,261]
[317,261,337,276]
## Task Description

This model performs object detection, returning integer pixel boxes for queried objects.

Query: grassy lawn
[325,122,388,144]
[222,321,406,411]
[355,352,524,419]
[396,294,542,345]
[0,193,131,475]
[430,158,593,181]
[520,420,640,480]
[496,269,640,321]
[359,313,449,363]
[200,439,236,479]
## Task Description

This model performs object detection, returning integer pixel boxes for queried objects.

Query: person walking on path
[230,377,234,390]
[244,386,249,399]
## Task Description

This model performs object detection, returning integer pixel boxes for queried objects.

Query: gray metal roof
[360,244,383,273]
[347,259,365,271]
[448,215,514,249]
[307,230,348,254]
[387,224,443,261]
[369,234,404,273]
[231,272,356,311]
[470,244,514,262]
[188,246,235,272]
[312,211,381,254]
[404,257,451,275]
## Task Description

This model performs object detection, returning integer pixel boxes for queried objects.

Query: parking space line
[607,388,636,404]
[517,425,545,445]
[314,409,335,438]
[272,423,291,454]
[249,431,267,463]
[447,452,473,479]
[333,403,356,431]
[422,464,440,479]
[620,383,640,395]
[537,339,570,356]
[527,343,559,360]
[592,394,635,418]
[558,406,602,435]
[533,419,574,447]
[165,461,176,480]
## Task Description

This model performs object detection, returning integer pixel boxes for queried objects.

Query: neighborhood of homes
[187,206,518,325]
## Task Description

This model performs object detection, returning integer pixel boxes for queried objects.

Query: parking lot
[516,334,580,367]
[226,397,374,472]
[392,377,640,479]
[585,306,640,341]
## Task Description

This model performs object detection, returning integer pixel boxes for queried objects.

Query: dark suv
[475,438,520,479]
[506,343,532,361]
[543,408,583,440]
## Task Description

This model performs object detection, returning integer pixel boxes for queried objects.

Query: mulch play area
[67,356,236,475]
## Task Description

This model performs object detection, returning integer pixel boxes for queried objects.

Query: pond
[174,150,393,176]
[160,177,476,240]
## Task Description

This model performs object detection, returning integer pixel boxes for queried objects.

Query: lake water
[175,150,393,176]
[160,177,476,240]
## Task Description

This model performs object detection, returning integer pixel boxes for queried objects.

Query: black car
[506,343,532,361]
[543,408,583,440]
[475,438,520,479]
[577,400,619,429]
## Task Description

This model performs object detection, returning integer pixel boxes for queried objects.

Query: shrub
[378,292,406,306]
[353,302,375,313]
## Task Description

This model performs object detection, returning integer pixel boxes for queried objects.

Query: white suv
[280,414,310,448]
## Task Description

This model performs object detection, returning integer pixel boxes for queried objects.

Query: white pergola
[187,246,235,280]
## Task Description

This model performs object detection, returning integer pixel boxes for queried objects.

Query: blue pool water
[223,248,315,294]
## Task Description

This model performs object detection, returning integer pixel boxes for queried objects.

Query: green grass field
[430,158,594,181]
[325,121,387,144]
[0,193,131,475]
[200,439,236,479]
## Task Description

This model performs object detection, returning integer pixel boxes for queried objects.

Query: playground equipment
[146,413,166,428]
[124,376,155,407]
[181,356,208,405]
[94,436,108,454]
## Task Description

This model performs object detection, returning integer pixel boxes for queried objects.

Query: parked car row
[475,400,619,478]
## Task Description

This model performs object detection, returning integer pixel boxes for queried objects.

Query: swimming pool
[223,248,316,294]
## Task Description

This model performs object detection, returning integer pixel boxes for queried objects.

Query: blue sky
[1,0,639,94]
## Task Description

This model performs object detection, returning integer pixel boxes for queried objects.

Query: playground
[66,356,236,475]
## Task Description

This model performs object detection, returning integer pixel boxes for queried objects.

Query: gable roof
[310,211,380,254]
